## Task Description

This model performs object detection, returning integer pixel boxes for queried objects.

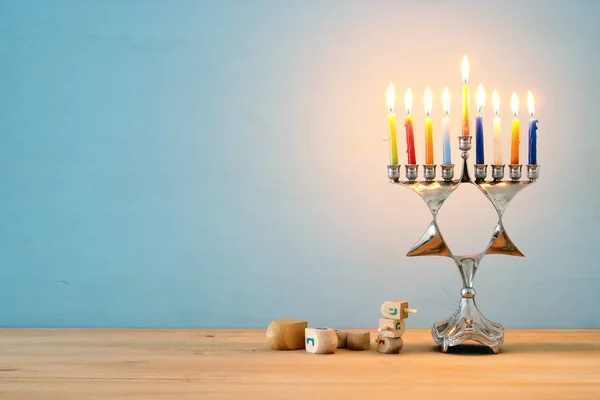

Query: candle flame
[443,87,450,115]
[527,90,535,117]
[476,83,485,113]
[462,55,469,84]
[386,83,395,113]
[424,88,432,117]
[511,93,519,118]
[405,88,413,115]
[492,90,500,116]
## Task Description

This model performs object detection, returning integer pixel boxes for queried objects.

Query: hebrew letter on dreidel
[395,321,402,330]
[389,308,398,316]
[305,328,337,354]
[379,340,385,345]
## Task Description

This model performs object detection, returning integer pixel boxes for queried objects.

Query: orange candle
[424,88,434,164]
[510,93,520,165]
[461,55,470,136]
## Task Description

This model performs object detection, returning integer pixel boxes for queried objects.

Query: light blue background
[1,0,598,328]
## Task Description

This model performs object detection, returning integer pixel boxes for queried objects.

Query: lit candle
[475,83,485,164]
[527,91,538,165]
[462,55,470,136]
[424,88,434,165]
[404,89,417,164]
[386,83,398,165]
[492,90,502,165]
[510,93,520,165]
[442,87,451,165]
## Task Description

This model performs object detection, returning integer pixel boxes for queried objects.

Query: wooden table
[0,329,599,399]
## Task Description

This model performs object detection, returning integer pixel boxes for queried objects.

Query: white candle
[492,90,502,165]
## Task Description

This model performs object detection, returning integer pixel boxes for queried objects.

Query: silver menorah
[387,136,539,353]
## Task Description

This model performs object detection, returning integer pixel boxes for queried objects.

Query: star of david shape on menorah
[387,135,539,354]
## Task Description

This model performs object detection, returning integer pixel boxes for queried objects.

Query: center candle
[424,88,434,165]
[475,83,485,164]
[405,89,417,164]
[462,55,470,136]
[510,93,520,165]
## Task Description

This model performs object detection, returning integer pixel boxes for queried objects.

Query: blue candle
[528,119,538,165]
[475,116,484,164]
[527,91,538,165]
[475,84,485,164]
[442,87,451,165]
[443,121,451,165]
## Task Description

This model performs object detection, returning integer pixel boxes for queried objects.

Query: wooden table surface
[0,329,599,399]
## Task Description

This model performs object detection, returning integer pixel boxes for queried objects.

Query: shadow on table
[401,343,495,356]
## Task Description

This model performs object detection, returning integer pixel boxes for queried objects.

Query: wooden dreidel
[334,329,348,348]
[347,332,371,350]
[266,319,308,350]
[378,319,406,337]
[380,300,418,320]
[305,328,338,354]
[376,335,403,354]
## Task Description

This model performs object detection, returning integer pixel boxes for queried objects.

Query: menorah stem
[457,256,478,290]
[432,255,503,354]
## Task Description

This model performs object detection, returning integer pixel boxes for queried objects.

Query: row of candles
[386,56,539,167]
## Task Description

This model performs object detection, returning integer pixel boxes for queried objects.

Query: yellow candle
[387,83,398,165]
[461,55,470,136]
[510,93,520,165]
[424,88,434,164]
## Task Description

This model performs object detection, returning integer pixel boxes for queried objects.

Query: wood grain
[0,329,599,399]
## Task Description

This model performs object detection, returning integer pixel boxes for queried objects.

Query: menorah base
[431,297,504,354]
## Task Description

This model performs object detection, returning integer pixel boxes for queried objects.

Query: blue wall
[1,0,599,328]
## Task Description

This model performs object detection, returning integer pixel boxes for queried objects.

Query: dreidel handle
[406,308,418,315]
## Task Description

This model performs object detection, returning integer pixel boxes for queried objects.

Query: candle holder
[387,164,401,182]
[405,164,419,182]
[474,164,488,182]
[491,164,505,182]
[509,164,522,181]
[527,164,540,181]
[458,135,472,155]
[441,164,454,182]
[423,164,437,181]
[389,136,537,354]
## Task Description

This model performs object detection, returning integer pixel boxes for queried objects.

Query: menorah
[387,136,539,353]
